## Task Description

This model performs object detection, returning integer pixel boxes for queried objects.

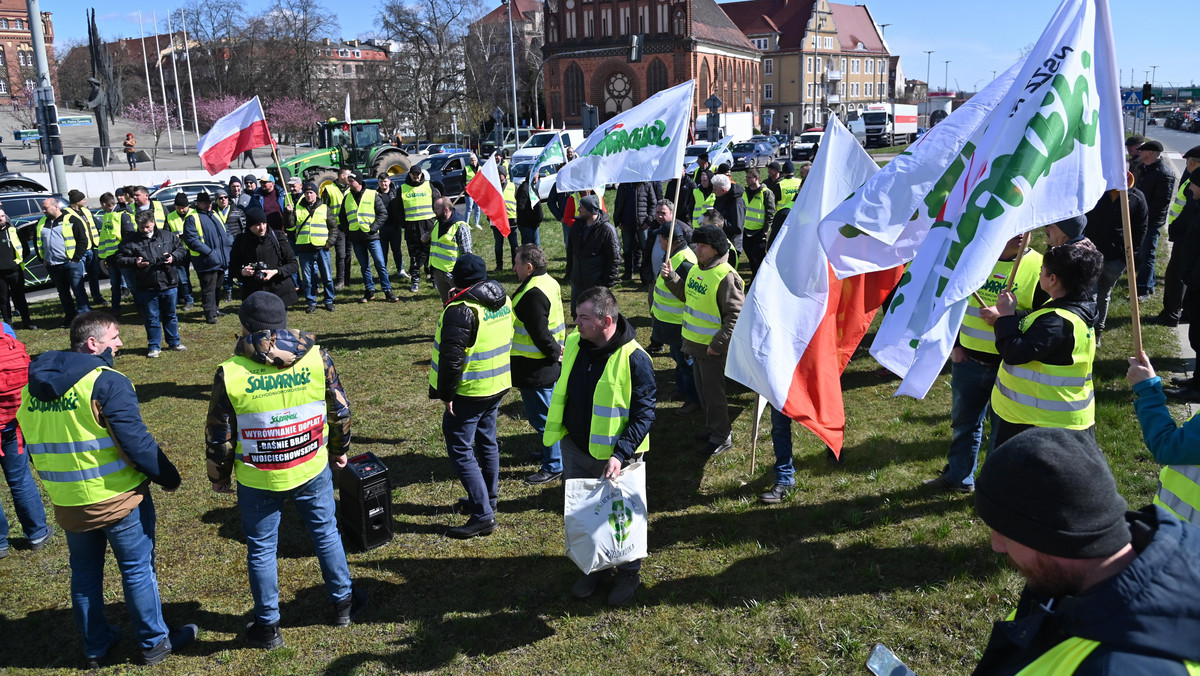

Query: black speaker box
[338,452,393,551]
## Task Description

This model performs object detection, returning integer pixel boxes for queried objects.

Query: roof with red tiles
[692,0,761,53]
[719,0,816,52]
[829,3,885,53]
[476,0,543,25]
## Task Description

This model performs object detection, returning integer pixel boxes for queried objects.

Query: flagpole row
[1119,188,1144,356]
[1004,232,1032,292]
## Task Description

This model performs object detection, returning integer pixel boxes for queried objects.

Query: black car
[416,151,472,197]
[0,190,70,288]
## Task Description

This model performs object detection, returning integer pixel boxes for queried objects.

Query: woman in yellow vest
[988,236,1103,447]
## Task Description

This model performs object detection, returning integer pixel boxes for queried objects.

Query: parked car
[424,143,465,155]
[416,151,472,197]
[0,190,70,288]
[731,142,773,170]
[770,133,791,154]
[791,131,824,161]
[0,173,48,193]
[150,180,228,206]
[511,129,587,165]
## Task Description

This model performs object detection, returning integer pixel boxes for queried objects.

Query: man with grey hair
[36,198,91,328]
[710,173,746,256]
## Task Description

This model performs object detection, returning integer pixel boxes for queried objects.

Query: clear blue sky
[47,0,1198,93]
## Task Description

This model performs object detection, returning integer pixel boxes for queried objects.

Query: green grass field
[0,219,1185,675]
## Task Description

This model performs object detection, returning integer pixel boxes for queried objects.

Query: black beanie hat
[975,428,1130,559]
[239,291,288,333]
[174,193,190,207]
[692,225,730,256]
[1051,215,1087,244]
[452,253,487,288]
[244,207,268,226]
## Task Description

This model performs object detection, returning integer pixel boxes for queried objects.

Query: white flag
[344,93,351,123]
[555,80,695,192]
[870,0,1126,398]
[686,135,735,174]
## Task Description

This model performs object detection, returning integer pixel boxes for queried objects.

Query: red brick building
[542,0,761,126]
[0,0,55,102]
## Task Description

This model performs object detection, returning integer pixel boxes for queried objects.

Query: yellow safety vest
[991,307,1095,429]
[181,212,209,258]
[691,188,715,225]
[322,182,345,209]
[69,206,99,249]
[653,246,698,325]
[400,182,435,222]
[745,189,768,232]
[682,261,737,346]
[18,366,147,507]
[1,227,22,268]
[221,348,329,493]
[430,296,514,397]
[1155,463,1200,525]
[544,332,650,460]
[1168,179,1190,226]
[430,220,464,273]
[136,201,168,229]
[166,209,187,235]
[293,201,329,247]
[342,189,377,233]
[959,250,1043,355]
[1000,609,1200,674]
[466,166,478,184]
[776,177,802,209]
[503,182,517,220]
[511,274,565,360]
[37,215,80,261]
[97,210,123,259]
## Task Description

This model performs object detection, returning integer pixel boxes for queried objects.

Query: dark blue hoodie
[26,349,180,490]
[974,506,1200,674]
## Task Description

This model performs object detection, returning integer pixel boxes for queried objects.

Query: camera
[251,261,269,280]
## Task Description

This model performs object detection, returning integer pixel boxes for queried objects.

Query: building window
[764,58,773,75]
[865,82,873,97]
[342,64,352,75]
[840,57,846,72]
[620,7,630,34]
[806,56,812,73]
[865,58,873,74]
[583,10,593,37]
[764,83,773,100]
[811,34,817,48]
[0,80,7,94]
[879,60,886,75]
[638,6,648,32]
[850,59,860,74]
[353,50,361,58]
[23,78,32,90]
[549,19,558,42]
[601,9,611,36]
[656,4,668,33]
[14,19,22,30]
[807,83,814,99]
[564,62,585,115]
[840,82,846,95]
[752,38,768,50]
[0,20,8,29]
[824,36,833,49]
[17,51,29,67]
[566,11,576,38]
[647,58,668,94]
[850,82,859,97]
[880,82,887,98]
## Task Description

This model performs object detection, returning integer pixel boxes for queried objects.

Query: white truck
[862,103,919,147]
[694,111,754,144]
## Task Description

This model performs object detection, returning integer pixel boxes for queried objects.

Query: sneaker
[703,438,733,456]
[923,473,974,494]
[245,620,284,650]
[143,624,197,665]
[396,270,410,280]
[335,282,346,292]
[759,484,791,504]
[360,294,375,304]
[525,470,562,485]
[409,281,419,293]
[30,525,54,551]
[206,315,219,324]
[324,303,335,312]
[333,586,369,627]
[0,545,8,559]
[677,402,701,416]
[1146,314,1179,327]
[608,570,641,606]
[146,349,161,358]
[85,625,121,669]
[184,302,195,311]
[305,304,317,314]
[646,341,664,354]
[1165,386,1200,403]
[169,344,187,352]
[223,290,234,302]
[446,516,497,539]
[571,569,613,599]
[385,291,399,302]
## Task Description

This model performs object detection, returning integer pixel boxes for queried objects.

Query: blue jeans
[133,287,180,350]
[561,223,571,250]
[946,358,1000,487]
[298,250,334,306]
[769,407,795,486]
[1093,258,1126,331]
[83,249,105,305]
[47,263,82,322]
[520,386,561,474]
[0,426,48,545]
[465,197,481,227]
[670,344,699,404]
[518,226,541,247]
[105,258,133,312]
[443,396,501,521]
[1137,225,1161,295]
[351,240,392,294]
[237,464,352,625]
[175,261,194,305]
[66,494,170,657]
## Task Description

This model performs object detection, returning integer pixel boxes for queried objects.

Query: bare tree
[180,0,250,97]
[261,0,340,101]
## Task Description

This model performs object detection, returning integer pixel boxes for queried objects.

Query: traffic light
[1142,82,1152,106]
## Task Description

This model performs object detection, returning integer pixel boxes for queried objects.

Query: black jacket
[221,204,247,239]
[114,228,186,292]
[515,179,543,230]
[1136,158,1177,230]
[561,314,655,463]
[377,183,404,232]
[230,228,299,305]
[973,506,1200,675]
[566,212,621,294]
[613,182,655,229]
[1084,189,1148,260]
[994,294,1096,368]
[714,182,747,251]
[667,175,697,226]
[429,279,510,402]
[1176,206,1200,288]
[510,273,562,389]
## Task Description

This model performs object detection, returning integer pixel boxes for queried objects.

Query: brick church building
[542,0,762,127]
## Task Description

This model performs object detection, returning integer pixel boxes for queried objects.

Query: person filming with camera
[230,207,299,306]
[114,209,188,358]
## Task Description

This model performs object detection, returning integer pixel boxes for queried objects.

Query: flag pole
[260,106,294,211]
[1119,186,1143,355]
[1004,231,1032,292]
[666,168,684,255]
[749,394,763,474]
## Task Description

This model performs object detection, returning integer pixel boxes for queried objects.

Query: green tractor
[267,118,411,197]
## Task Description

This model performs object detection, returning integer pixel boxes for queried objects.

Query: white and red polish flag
[196,96,273,175]
[466,154,511,236]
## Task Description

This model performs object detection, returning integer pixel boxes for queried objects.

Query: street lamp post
[877,23,891,103]
[924,50,934,127]
[504,0,520,145]
[944,60,950,91]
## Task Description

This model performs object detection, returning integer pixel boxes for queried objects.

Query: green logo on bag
[609,499,632,543]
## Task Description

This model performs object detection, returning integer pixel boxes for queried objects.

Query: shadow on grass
[319,329,430,352]
[137,380,212,403]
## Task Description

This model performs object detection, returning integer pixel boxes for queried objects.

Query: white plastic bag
[563,461,648,574]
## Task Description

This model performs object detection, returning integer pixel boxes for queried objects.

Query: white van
[511,129,586,165]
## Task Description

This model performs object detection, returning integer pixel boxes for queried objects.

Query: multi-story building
[0,0,55,103]
[541,0,761,127]
[723,0,889,131]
